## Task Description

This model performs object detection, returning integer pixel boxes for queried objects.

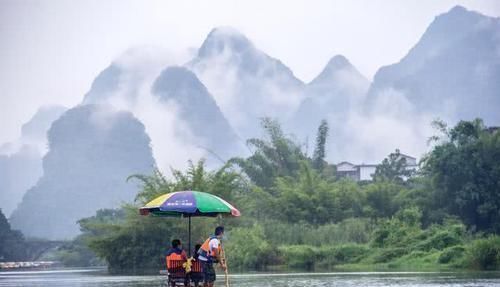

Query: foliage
[0,209,27,261]
[278,245,317,269]
[68,118,500,273]
[422,119,500,232]
[83,161,243,273]
[229,118,306,189]
[438,245,465,264]
[312,120,329,172]
[374,149,415,184]
[272,167,365,224]
[129,160,243,204]
[322,244,370,265]
[225,225,276,270]
[48,209,127,267]
[363,182,405,219]
[465,236,500,270]
[278,244,369,269]
[50,236,103,267]
[261,218,373,247]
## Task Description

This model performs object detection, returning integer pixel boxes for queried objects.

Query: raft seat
[189,260,203,286]
[167,260,203,287]
[167,260,188,287]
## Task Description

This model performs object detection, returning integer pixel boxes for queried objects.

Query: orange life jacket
[166,249,185,269]
[198,236,222,262]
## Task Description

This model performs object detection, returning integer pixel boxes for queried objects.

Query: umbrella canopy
[139,190,241,217]
[139,190,240,257]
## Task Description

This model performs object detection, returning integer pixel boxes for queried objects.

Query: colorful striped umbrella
[139,191,240,256]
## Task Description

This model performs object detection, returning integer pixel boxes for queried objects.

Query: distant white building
[336,154,418,181]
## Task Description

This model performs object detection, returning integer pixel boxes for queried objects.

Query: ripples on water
[1,269,500,287]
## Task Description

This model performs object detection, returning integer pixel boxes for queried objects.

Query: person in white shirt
[197,226,226,287]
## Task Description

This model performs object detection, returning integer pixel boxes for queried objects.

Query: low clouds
[0,105,67,216]
[132,84,206,172]
[1,0,499,146]
[333,91,439,163]
[82,47,208,172]
[188,27,304,139]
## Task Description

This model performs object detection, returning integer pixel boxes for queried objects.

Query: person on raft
[197,226,227,287]
[165,239,188,270]
[193,244,202,260]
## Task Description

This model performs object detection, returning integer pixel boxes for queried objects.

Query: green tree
[0,209,27,261]
[225,225,275,270]
[363,182,405,220]
[129,159,243,204]
[230,118,306,189]
[274,162,329,224]
[422,119,500,232]
[374,149,414,184]
[273,164,364,225]
[312,120,329,172]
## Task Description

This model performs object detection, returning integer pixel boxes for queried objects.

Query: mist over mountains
[368,5,500,125]
[187,27,305,139]
[0,106,67,216]
[289,55,371,155]
[2,6,499,239]
[152,66,241,159]
[9,105,155,239]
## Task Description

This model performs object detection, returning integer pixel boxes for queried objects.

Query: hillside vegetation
[53,118,500,273]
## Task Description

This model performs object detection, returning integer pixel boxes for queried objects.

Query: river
[1,269,500,286]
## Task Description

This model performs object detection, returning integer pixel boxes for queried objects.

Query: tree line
[19,118,500,272]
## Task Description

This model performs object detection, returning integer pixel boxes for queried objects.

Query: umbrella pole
[221,243,230,287]
[188,216,192,257]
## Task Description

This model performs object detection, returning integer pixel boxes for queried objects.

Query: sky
[1,0,499,144]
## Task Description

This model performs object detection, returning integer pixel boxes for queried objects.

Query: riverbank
[0,261,61,270]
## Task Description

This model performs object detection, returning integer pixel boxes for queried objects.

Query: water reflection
[1,269,500,287]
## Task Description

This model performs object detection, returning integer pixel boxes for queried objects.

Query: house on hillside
[336,153,418,181]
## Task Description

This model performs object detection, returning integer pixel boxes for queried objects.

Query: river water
[1,269,500,286]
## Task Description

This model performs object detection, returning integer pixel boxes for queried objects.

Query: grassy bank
[224,218,500,272]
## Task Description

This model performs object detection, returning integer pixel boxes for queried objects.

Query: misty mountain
[152,66,241,158]
[20,105,68,148]
[289,55,370,141]
[0,146,41,217]
[81,50,241,164]
[10,105,155,239]
[367,5,500,124]
[187,27,305,139]
[81,47,172,106]
[0,106,67,217]
[82,64,123,105]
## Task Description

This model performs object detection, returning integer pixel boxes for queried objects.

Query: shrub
[406,250,427,259]
[415,230,462,251]
[278,243,369,269]
[466,236,500,270]
[438,246,465,264]
[278,245,318,270]
[373,247,408,263]
[330,244,369,263]
[262,218,374,247]
[315,244,369,267]
[225,225,276,270]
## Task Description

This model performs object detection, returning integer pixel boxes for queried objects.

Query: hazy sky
[1,0,499,144]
